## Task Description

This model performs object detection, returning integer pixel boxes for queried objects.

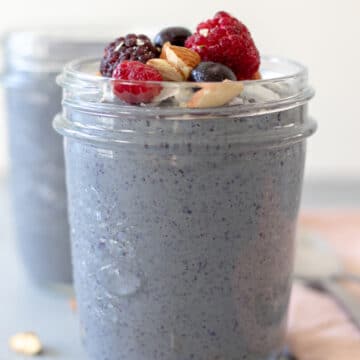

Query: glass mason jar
[1,31,107,288]
[54,57,316,359]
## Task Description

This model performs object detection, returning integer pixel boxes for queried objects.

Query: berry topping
[190,61,236,82]
[112,61,163,104]
[185,11,260,80]
[154,27,192,48]
[100,34,159,77]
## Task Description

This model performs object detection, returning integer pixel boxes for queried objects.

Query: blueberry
[190,62,237,82]
[154,27,192,47]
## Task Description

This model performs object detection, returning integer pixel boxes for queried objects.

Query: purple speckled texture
[62,105,307,360]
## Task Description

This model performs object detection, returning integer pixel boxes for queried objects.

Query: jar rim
[60,55,309,87]
[57,56,315,116]
[54,56,317,147]
[1,27,162,74]
[1,29,111,73]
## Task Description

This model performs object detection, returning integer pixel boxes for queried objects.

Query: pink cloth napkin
[287,212,360,359]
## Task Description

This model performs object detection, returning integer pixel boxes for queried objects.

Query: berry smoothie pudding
[54,11,316,360]
[2,31,106,287]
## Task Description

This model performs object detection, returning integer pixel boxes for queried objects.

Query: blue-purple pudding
[54,11,316,360]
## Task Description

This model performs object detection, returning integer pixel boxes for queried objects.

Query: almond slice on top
[161,42,201,80]
[147,58,185,81]
[187,80,244,108]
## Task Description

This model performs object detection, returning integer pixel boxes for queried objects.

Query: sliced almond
[187,80,244,108]
[9,332,43,356]
[147,58,185,81]
[161,42,201,79]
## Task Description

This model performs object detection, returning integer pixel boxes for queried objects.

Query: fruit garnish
[100,34,159,77]
[154,27,192,48]
[99,11,262,106]
[185,11,260,80]
[160,42,201,80]
[112,61,163,104]
[190,61,236,82]
[187,80,244,108]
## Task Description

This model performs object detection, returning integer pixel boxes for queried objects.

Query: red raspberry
[185,11,260,80]
[112,61,163,104]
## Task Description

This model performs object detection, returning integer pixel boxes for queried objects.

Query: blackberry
[100,34,159,77]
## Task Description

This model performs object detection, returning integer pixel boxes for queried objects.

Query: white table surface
[1,176,359,359]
